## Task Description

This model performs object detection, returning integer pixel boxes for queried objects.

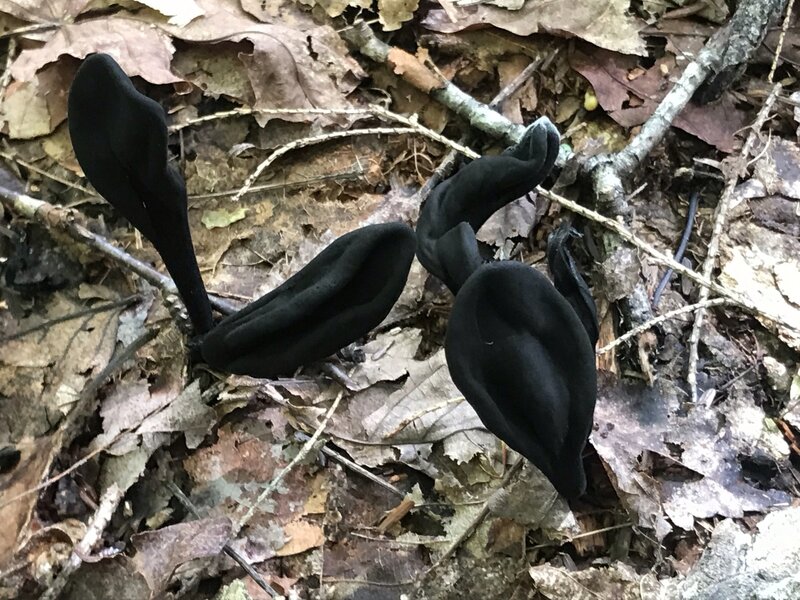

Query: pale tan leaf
[10,17,180,84]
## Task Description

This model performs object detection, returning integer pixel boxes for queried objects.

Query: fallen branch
[39,484,124,600]
[341,21,526,144]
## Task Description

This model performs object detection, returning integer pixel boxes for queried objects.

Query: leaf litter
[0,0,799,599]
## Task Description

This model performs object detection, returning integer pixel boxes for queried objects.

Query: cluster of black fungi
[68,54,598,500]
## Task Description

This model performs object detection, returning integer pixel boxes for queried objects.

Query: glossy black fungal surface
[547,224,599,346]
[201,223,416,378]
[416,117,560,292]
[445,261,597,499]
[68,53,213,333]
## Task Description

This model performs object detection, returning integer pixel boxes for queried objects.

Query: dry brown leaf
[423,0,646,56]
[570,45,747,152]
[274,519,324,556]
[0,435,59,565]
[10,17,180,85]
[131,517,232,593]
[161,0,363,127]
[1,60,74,138]
[0,0,91,23]
[0,291,121,438]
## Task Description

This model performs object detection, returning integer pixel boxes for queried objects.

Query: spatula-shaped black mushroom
[416,117,560,292]
[547,223,599,346]
[201,222,415,378]
[68,53,213,333]
[445,261,597,499]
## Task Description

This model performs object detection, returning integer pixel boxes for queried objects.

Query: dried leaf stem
[686,83,782,401]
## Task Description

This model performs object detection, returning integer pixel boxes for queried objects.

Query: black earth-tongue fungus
[201,223,415,378]
[416,116,560,293]
[68,53,213,333]
[445,262,597,500]
[547,223,599,346]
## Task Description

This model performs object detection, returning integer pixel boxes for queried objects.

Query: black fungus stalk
[68,53,213,333]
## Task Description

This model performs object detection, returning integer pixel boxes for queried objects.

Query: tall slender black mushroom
[416,116,560,293]
[547,223,599,346]
[415,116,598,499]
[68,53,213,333]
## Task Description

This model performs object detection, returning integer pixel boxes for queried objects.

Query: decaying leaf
[161,0,363,127]
[0,0,91,23]
[570,45,747,152]
[378,0,420,31]
[132,0,204,26]
[10,17,181,85]
[131,517,232,593]
[593,376,790,539]
[274,519,324,556]
[201,207,248,230]
[423,0,646,56]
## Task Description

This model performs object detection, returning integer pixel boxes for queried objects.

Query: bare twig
[536,186,796,332]
[597,298,733,355]
[1,295,140,342]
[340,21,526,144]
[686,83,782,401]
[233,127,416,201]
[188,167,363,200]
[168,483,281,598]
[39,484,124,600]
[0,183,238,315]
[0,151,95,196]
[768,0,796,82]
[234,389,345,533]
[421,459,524,580]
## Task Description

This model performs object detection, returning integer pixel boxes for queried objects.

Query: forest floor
[1,1,799,599]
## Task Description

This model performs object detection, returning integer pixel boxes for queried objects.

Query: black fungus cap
[201,222,416,378]
[547,224,599,346]
[416,117,560,292]
[445,261,597,499]
[68,53,213,333]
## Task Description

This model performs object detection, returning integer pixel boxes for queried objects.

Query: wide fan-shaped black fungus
[68,53,212,333]
[445,261,597,499]
[201,222,415,378]
[416,117,560,292]
[547,224,599,346]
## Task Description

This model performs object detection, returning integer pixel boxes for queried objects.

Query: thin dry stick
[536,186,797,333]
[686,83,783,401]
[2,295,140,342]
[39,484,124,600]
[233,127,416,201]
[235,389,345,534]
[422,459,525,578]
[188,166,363,200]
[0,151,95,195]
[0,183,238,315]
[768,0,796,83]
[0,326,160,511]
[597,298,733,355]
[167,483,281,599]
[170,105,479,160]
